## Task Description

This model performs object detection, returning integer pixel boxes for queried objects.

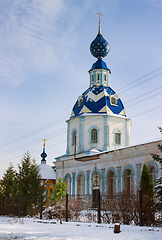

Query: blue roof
[70,85,126,118]
[89,58,111,72]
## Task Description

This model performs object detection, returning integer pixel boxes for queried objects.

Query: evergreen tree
[140,164,154,194]
[151,127,162,209]
[17,152,44,216]
[1,163,17,198]
[49,177,66,224]
[140,164,154,225]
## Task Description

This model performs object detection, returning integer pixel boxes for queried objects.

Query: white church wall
[55,140,162,195]
[66,114,131,156]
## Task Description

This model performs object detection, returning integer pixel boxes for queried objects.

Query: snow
[0,216,161,240]
[38,164,56,180]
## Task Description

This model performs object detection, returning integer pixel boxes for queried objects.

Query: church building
[38,139,56,206]
[55,14,162,196]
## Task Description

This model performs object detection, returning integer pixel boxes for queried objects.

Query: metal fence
[64,192,139,225]
[0,191,162,226]
[0,195,42,217]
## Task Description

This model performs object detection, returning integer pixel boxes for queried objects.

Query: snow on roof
[38,164,56,180]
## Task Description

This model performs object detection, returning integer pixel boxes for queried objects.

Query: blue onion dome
[41,151,47,159]
[90,33,110,59]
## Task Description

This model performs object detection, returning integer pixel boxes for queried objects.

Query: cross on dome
[96,12,103,34]
[42,138,47,147]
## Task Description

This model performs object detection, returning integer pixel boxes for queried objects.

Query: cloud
[0,0,65,86]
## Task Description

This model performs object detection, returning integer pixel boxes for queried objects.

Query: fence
[64,192,139,225]
[0,195,43,217]
[0,191,162,226]
[61,191,161,226]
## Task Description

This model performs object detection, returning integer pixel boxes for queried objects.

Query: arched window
[91,128,98,143]
[65,177,70,195]
[115,130,121,145]
[148,166,156,187]
[93,172,99,189]
[78,97,83,107]
[104,74,107,82]
[111,97,117,106]
[124,169,133,194]
[72,130,76,146]
[78,175,84,196]
[97,74,100,81]
[107,171,115,196]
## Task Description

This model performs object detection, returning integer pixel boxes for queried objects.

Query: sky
[0,0,162,178]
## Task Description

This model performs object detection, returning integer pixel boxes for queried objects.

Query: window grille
[91,128,98,143]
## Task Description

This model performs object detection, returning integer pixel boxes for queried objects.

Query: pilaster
[103,115,110,151]
[66,121,70,155]
[79,116,85,153]
[125,119,130,146]
[72,172,76,195]
[136,164,141,190]
[86,171,90,195]
[117,167,121,193]
[101,168,105,195]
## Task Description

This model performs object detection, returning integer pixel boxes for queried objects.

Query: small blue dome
[90,33,110,59]
[41,152,47,159]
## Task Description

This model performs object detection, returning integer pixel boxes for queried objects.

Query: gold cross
[96,12,103,23]
[42,138,47,147]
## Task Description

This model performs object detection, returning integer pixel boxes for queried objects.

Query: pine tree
[17,152,44,216]
[151,127,162,209]
[140,164,154,225]
[140,164,154,194]
[1,163,17,198]
[49,177,66,224]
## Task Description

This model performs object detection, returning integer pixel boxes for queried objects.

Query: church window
[104,74,107,82]
[72,130,77,146]
[107,171,115,197]
[97,74,100,81]
[78,97,83,107]
[93,172,99,188]
[115,131,121,145]
[78,175,84,196]
[124,169,133,195]
[91,128,98,143]
[148,166,156,187]
[91,74,94,83]
[111,97,117,105]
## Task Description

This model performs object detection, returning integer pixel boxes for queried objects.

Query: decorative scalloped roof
[70,85,126,118]
[89,58,111,72]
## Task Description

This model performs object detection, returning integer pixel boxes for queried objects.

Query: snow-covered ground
[0,216,161,240]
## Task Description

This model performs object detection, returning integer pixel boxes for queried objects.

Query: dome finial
[41,139,47,164]
[90,13,110,59]
[43,138,47,148]
[96,12,103,34]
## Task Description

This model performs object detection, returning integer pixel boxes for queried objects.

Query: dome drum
[89,69,110,87]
